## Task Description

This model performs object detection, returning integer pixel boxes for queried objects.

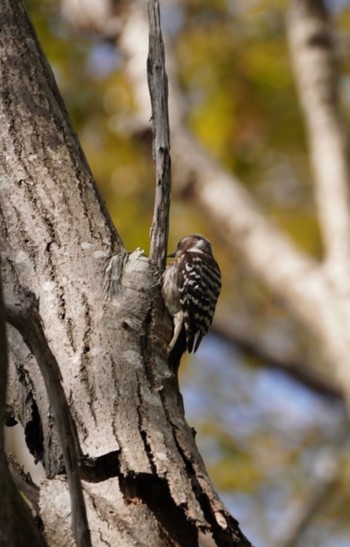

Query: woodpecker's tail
[168,324,187,373]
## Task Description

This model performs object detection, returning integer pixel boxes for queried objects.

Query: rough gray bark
[0,1,251,545]
[0,274,47,547]
[6,294,91,547]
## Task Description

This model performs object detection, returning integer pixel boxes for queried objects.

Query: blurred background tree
[12,0,350,545]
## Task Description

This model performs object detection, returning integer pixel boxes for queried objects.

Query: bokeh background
[8,1,350,545]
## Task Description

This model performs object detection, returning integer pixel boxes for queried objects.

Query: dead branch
[147,0,172,272]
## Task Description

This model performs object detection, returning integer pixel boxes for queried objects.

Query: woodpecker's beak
[167,251,176,258]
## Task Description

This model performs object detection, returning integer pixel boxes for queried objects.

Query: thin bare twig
[6,292,92,547]
[147,0,172,272]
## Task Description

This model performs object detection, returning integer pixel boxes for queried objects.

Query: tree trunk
[0,1,251,545]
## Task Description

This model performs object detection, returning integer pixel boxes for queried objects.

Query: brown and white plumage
[162,234,221,370]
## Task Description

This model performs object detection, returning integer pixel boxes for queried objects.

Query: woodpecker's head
[168,234,213,258]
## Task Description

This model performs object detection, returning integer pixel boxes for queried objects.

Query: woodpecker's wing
[178,252,221,353]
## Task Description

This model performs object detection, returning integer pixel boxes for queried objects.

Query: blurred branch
[147,0,172,272]
[287,0,350,290]
[212,316,342,400]
[60,0,121,36]
[6,292,92,547]
[273,447,341,547]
